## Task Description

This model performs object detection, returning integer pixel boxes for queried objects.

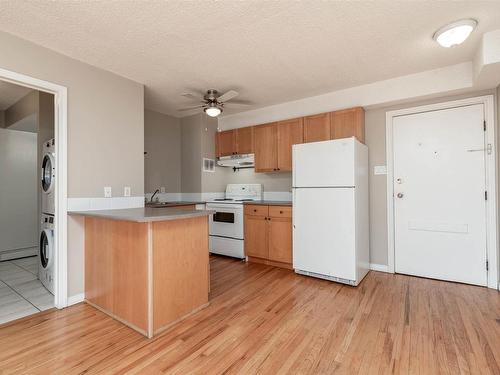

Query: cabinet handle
[253,209,257,212]
[280,210,283,214]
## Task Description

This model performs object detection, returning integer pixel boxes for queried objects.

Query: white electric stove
[206,184,263,259]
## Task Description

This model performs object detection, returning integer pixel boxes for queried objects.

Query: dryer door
[39,229,54,269]
[41,153,55,193]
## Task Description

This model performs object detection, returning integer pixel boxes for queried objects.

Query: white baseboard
[370,263,389,273]
[67,293,84,306]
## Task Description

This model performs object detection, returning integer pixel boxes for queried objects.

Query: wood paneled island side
[70,207,213,337]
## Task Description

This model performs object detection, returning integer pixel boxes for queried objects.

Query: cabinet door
[330,107,365,143]
[235,127,254,154]
[303,113,330,143]
[268,216,292,264]
[244,215,269,259]
[217,130,236,156]
[254,123,278,172]
[277,118,303,171]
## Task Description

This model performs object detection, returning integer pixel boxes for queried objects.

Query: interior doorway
[0,67,68,318]
[0,82,55,323]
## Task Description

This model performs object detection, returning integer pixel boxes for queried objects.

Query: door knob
[397,193,404,198]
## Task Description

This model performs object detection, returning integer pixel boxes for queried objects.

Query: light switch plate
[374,165,387,175]
[104,186,112,198]
[160,187,166,193]
[124,186,131,197]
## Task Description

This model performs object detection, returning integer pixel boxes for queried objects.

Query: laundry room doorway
[0,67,68,323]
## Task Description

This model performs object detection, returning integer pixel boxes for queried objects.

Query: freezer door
[293,138,355,187]
[293,188,356,281]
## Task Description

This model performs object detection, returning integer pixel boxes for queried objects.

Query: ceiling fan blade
[217,90,239,103]
[224,99,253,106]
[178,105,205,111]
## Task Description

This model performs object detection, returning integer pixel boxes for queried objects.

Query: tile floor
[0,256,54,324]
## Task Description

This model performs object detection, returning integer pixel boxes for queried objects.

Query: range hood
[217,154,254,168]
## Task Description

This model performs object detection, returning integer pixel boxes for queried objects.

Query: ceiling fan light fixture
[433,19,477,48]
[204,104,222,117]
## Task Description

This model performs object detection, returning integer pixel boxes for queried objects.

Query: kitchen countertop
[69,207,214,223]
[243,200,292,206]
[145,201,205,208]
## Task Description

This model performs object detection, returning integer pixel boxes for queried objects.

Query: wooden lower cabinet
[245,214,269,259]
[268,217,292,264]
[244,204,292,269]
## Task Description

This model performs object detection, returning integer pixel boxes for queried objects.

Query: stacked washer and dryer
[39,138,55,295]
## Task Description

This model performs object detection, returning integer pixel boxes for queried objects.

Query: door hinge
[485,191,488,200]
[486,260,489,271]
[484,120,486,131]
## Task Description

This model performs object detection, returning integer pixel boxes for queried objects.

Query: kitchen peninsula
[70,207,213,338]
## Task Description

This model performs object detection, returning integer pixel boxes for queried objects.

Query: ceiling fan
[179,89,251,117]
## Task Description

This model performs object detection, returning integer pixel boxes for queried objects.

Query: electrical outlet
[104,186,112,198]
[160,187,166,193]
[124,186,131,197]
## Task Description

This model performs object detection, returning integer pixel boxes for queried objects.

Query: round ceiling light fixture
[204,103,222,117]
[433,19,477,48]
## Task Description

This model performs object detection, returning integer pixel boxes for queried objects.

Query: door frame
[386,95,498,289]
[0,67,68,307]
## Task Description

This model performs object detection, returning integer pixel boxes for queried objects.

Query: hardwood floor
[0,255,499,374]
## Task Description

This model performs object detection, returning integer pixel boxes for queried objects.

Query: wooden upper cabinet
[254,123,278,172]
[216,130,236,157]
[235,127,254,154]
[330,107,365,143]
[277,118,303,171]
[303,113,330,143]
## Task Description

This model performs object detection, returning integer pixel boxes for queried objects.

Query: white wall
[0,128,37,255]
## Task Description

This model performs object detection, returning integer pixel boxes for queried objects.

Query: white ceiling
[0,1,499,117]
[0,80,32,110]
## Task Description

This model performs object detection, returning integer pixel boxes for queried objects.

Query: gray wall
[201,114,229,193]
[209,90,497,267]
[0,31,145,198]
[0,31,145,298]
[0,128,38,255]
[179,112,293,194]
[4,90,37,127]
[365,89,497,266]
[144,109,181,194]
[180,114,203,193]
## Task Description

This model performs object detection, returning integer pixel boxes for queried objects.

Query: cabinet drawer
[245,205,268,217]
[269,206,292,218]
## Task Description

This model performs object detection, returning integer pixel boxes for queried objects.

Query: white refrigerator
[292,137,369,286]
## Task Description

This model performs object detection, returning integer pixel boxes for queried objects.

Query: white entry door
[393,104,487,286]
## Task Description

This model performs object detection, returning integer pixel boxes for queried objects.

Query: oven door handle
[206,205,243,210]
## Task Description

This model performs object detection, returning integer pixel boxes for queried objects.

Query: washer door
[41,153,55,194]
[39,229,54,269]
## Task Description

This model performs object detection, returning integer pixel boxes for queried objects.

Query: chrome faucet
[150,189,160,203]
